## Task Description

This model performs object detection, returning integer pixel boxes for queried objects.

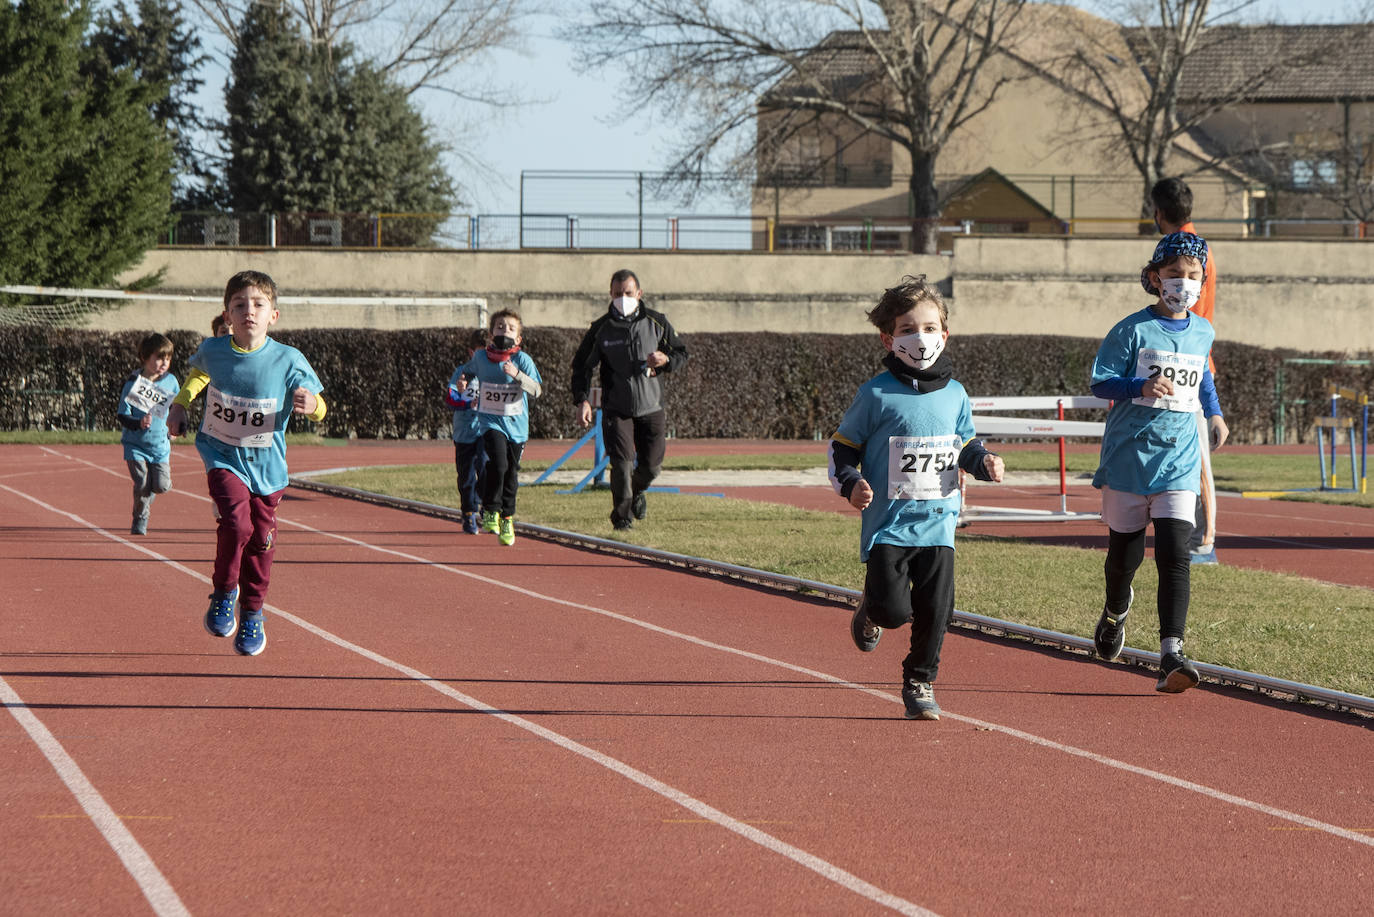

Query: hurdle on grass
[1316,385,1369,494]
[961,396,1109,523]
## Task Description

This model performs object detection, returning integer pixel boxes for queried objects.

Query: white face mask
[891,330,945,371]
[1158,277,1202,312]
[612,295,639,317]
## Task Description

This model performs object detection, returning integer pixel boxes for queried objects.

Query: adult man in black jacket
[570,269,689,530]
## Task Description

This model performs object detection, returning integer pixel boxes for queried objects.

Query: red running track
[2,443,1371,916]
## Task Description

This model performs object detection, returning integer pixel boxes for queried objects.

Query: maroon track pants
[206,469,283,610]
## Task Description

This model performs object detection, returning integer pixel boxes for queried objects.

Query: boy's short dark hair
[466,327,487,350]
[1150,177,1193,227]
[866,275,948,334]
[211,313,227,335]
[488,309,522,333]
[223,270,278,308]
[609,269,639,290]
[138,332,174,362]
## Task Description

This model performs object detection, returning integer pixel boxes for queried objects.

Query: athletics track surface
[1,442,1371,916]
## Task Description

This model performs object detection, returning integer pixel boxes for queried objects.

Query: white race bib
[477,380,524,417]
[201,385,277,447]
[124,375,170,419]
[1132,348,1205,413]
[887,434,960,500]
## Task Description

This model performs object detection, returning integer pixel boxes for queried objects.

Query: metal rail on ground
[290,474,1374,718]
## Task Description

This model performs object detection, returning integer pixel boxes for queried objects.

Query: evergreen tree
[0,0,173,287]
[91,0,217,209]
[224,1,455,240]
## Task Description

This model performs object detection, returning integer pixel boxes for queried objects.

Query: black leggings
[863,544,955,683]
[479,430,524,516]
[1104,518,1192,640]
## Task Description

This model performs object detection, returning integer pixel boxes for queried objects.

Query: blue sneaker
[234,610,267,656]
[204,588,238,638]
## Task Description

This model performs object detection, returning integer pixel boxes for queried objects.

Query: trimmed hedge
[1,325,1370,445]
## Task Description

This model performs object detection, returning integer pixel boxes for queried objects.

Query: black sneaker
[1093,586,1133,661]
[902,679,941,720]
[849,591,880,652]
[631,491,647,520]
[612,518,633,531]
[1156,652,1200,693]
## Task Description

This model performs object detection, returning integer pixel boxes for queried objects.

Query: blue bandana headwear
[1140,231,1208,294]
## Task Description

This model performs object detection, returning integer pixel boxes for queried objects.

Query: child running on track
[453,309,542,546]
[446,328,490,534]
[167,270,326,657]
[117,333,179,535]
[829,276,1005,720]
[1089,232,1229,692]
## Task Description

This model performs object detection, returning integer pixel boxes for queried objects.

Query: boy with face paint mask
[1088,231,1229,693]
[453,310,543,546]
[829,276,1005,720]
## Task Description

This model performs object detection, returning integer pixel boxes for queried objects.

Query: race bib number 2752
[887,434,960,500]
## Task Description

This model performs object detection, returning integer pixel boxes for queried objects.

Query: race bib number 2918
[201,385,276,448]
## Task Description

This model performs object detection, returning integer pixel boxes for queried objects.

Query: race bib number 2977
[201,385,276,448]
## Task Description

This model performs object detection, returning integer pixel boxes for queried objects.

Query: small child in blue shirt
[1089,232,1229,693]
[829,276,1005,720]
[446,327,490,534]
[117,333,180,535]
[167,270,326,657]
[454,310,542,546]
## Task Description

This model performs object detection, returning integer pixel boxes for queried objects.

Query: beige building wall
[102,239,1374,353]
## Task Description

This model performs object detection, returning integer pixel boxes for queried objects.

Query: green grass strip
[314,462,1374,700]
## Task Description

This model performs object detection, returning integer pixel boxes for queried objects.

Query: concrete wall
[106,237,1374,352]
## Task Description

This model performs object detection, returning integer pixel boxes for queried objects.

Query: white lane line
[0,674,191,917]
[0,480,938,917]
[18,455,1374,852]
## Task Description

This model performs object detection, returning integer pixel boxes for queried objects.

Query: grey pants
[127,459,171,520]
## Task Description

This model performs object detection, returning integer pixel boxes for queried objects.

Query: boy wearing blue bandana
[117,333,180,535]
[829,276,1005,720]
[1090,232,1229,693]
[453,309,542,546]
[167,271,326,656]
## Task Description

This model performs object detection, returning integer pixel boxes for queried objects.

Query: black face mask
[491,335,515,351]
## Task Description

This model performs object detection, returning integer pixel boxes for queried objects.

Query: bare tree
[564,1,1031,253]
[188,0,538,103]
[1055,0,1372,222]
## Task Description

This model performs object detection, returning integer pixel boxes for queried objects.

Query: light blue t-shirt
[118,371,180,463]
[446,366,482,445]
[456,350,541,444]
[834,373,977,561]
[1091,307,1217,496]
[189,336,323,494]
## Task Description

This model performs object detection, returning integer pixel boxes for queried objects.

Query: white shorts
[1100,486,1196,533]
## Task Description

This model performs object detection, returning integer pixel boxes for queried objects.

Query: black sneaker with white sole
[849,591,880,652]
[1156,652,1201,693]
[1093,586,1133,661]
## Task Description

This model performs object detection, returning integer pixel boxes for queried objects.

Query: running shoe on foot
[204,587,239,638]
[234,610,267,656]
[1093,586,1133,661]
[1156,652,1200,693]
[902,679,941,720]
[849,591,880,652]
[131,515,148,536]
[462,511,480,535]
[481,510,499,534]
[631,491,647,520]
[498,515,515,546]
[612,517,633,531]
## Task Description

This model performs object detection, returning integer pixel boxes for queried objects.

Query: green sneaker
[481,510,499,533]
[498,515,515,546]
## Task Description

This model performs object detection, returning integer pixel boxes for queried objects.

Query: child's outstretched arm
[292,388,326,421]
[828,436,872,510]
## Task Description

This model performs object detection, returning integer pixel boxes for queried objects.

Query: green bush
[1,324,1369,444]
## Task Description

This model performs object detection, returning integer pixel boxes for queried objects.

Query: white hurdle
[963,395,1110,524]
